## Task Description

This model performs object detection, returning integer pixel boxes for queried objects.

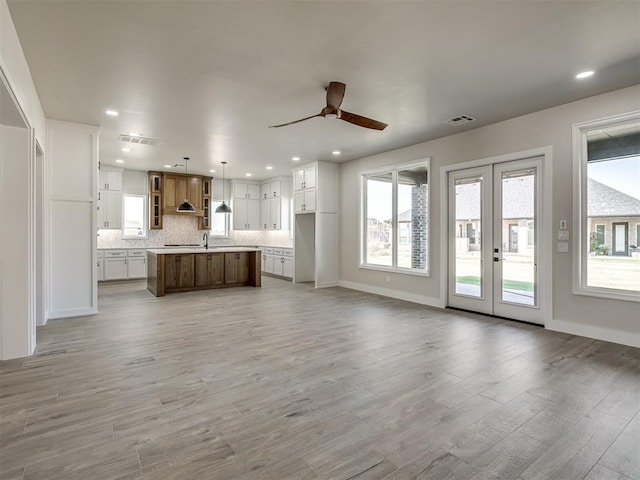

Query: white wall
[47,120,99,319]
[0,124,33,359]
[0,0,46,359]
[339,85,640,347]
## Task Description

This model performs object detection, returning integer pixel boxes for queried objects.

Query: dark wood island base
[147,248,261,297]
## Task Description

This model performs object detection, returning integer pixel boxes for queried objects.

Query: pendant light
[176,157,196,212]
[215,161,232,213]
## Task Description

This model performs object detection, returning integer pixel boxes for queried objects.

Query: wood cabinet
[147,249,261,296]
[164,254,195,289]
[149,172,163,230]
[195,252,224,287]
[224,252,250,284]
[162,174,203,214]
[198,177,212,230]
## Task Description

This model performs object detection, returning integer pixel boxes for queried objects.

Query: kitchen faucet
[202,232,209,250]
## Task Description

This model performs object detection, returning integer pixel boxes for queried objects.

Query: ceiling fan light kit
[269,81,388,131]
[176,157,197,212]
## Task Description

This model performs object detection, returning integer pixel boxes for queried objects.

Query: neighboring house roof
[587,178,640,217]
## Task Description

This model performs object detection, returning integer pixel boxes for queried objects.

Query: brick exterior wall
[411,185,428,269]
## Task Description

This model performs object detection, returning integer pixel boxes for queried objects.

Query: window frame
[359,158,430,276]
[572,111,640,302]
[121,194,148,239]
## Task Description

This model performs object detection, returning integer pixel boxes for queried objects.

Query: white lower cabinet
[97,251,104,281]
[127,250,147,278]
[103,251,128,280]
[99,249,147,281]
[261,247,293,279]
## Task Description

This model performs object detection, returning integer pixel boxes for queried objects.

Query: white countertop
[147,247,262,255]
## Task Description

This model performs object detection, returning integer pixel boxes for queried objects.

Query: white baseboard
[47,307,98,320]
[546,318,640,348]
[338,280,444,309]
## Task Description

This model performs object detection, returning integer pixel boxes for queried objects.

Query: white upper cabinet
[234,182,261,200]
[260,177,290,230]
[99,168,122,191]
[294,166,316,191]
[292,162,334,214]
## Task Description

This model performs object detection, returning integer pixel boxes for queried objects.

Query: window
[573,112,640,300]
[122,195,146,238]
[361,160,429,274]
[211,201,229,237]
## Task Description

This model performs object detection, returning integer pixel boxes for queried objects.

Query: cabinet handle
[273,224,276,229]
[273,192,276,197]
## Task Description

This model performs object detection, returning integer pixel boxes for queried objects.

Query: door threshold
[445,306,544,328]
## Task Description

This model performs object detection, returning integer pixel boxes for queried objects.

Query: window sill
[573,286,640,303]
[121,235,148,240]
[359,263,430,278]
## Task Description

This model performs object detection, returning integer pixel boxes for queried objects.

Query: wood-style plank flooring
[1,278,639,479]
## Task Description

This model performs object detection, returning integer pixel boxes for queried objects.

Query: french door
[447,157,544,324]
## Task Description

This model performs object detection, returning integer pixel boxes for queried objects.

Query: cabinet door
[195,253,224,286]
[270,197,281,229]
[264,254,275,274]
[163,176,178,211]
[97,259,104,281]
[247,199,260,230]
[304,166,316,189]
[261,199,270,229]
[224,252,249,284]
[104,258,127,280]
[261,253,269,273]
[105,190,122,229]
[282,255,294,278]
[271,180,281,198]
[106,171,122,191]
[294,191,305,213]
[234,182,247,199]
[246,184,260,200]
[97,190,106,228]
[188,176,203,211]
[127,257,147,279]
[165,254,194,288]
[261,183,271,200]
[175,176,188,207]
[233,198,248,230]
[294,169,305,191]
[304,188,316,212]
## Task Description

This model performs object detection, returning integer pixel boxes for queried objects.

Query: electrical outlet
[558,230,569,240]
[558,242,569,252]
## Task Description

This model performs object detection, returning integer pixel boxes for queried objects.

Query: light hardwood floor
[1,277,638,480]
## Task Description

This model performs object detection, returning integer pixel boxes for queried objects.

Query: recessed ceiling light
[576,70,594,79]
[105,110,119,116]
[245,173,252,177]
[292,156,300,161]
[266,166,273,170]
[128,132,140,137]
[164,165,171,168]
[121,148,131,152]
[332,150,341,155]
[209,169,216,173]
[115,159,124,164]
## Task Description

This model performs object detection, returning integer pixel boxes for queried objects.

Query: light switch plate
[558,230,569,240]
[558,242,569,252]
[560,219,568,230]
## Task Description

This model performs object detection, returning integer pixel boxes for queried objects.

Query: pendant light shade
[215,161,232,214]
[176,157,196,212]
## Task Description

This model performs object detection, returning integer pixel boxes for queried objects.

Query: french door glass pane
[366,174,393,266]
[500,170,535,306]
[397,166,428,270]
[454,178,482,297]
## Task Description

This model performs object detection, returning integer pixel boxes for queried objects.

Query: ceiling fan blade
[339,110,388,130]
[268,113,322,128]
[326,82,346,110]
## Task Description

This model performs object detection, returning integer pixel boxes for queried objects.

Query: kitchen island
[147,247,261,297]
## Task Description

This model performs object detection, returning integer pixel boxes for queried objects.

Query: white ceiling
[7,1,640,181]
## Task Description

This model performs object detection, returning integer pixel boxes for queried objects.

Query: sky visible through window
[588,156,640,200]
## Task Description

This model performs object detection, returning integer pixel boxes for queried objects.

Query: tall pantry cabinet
[292,161,338,288]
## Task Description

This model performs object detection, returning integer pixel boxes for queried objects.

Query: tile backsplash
[98,215,293,249]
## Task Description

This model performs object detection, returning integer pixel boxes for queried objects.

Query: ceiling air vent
[445,115,476,126]
[119,134,161,146]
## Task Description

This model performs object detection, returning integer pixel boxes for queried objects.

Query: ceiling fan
[269,82,388,131]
